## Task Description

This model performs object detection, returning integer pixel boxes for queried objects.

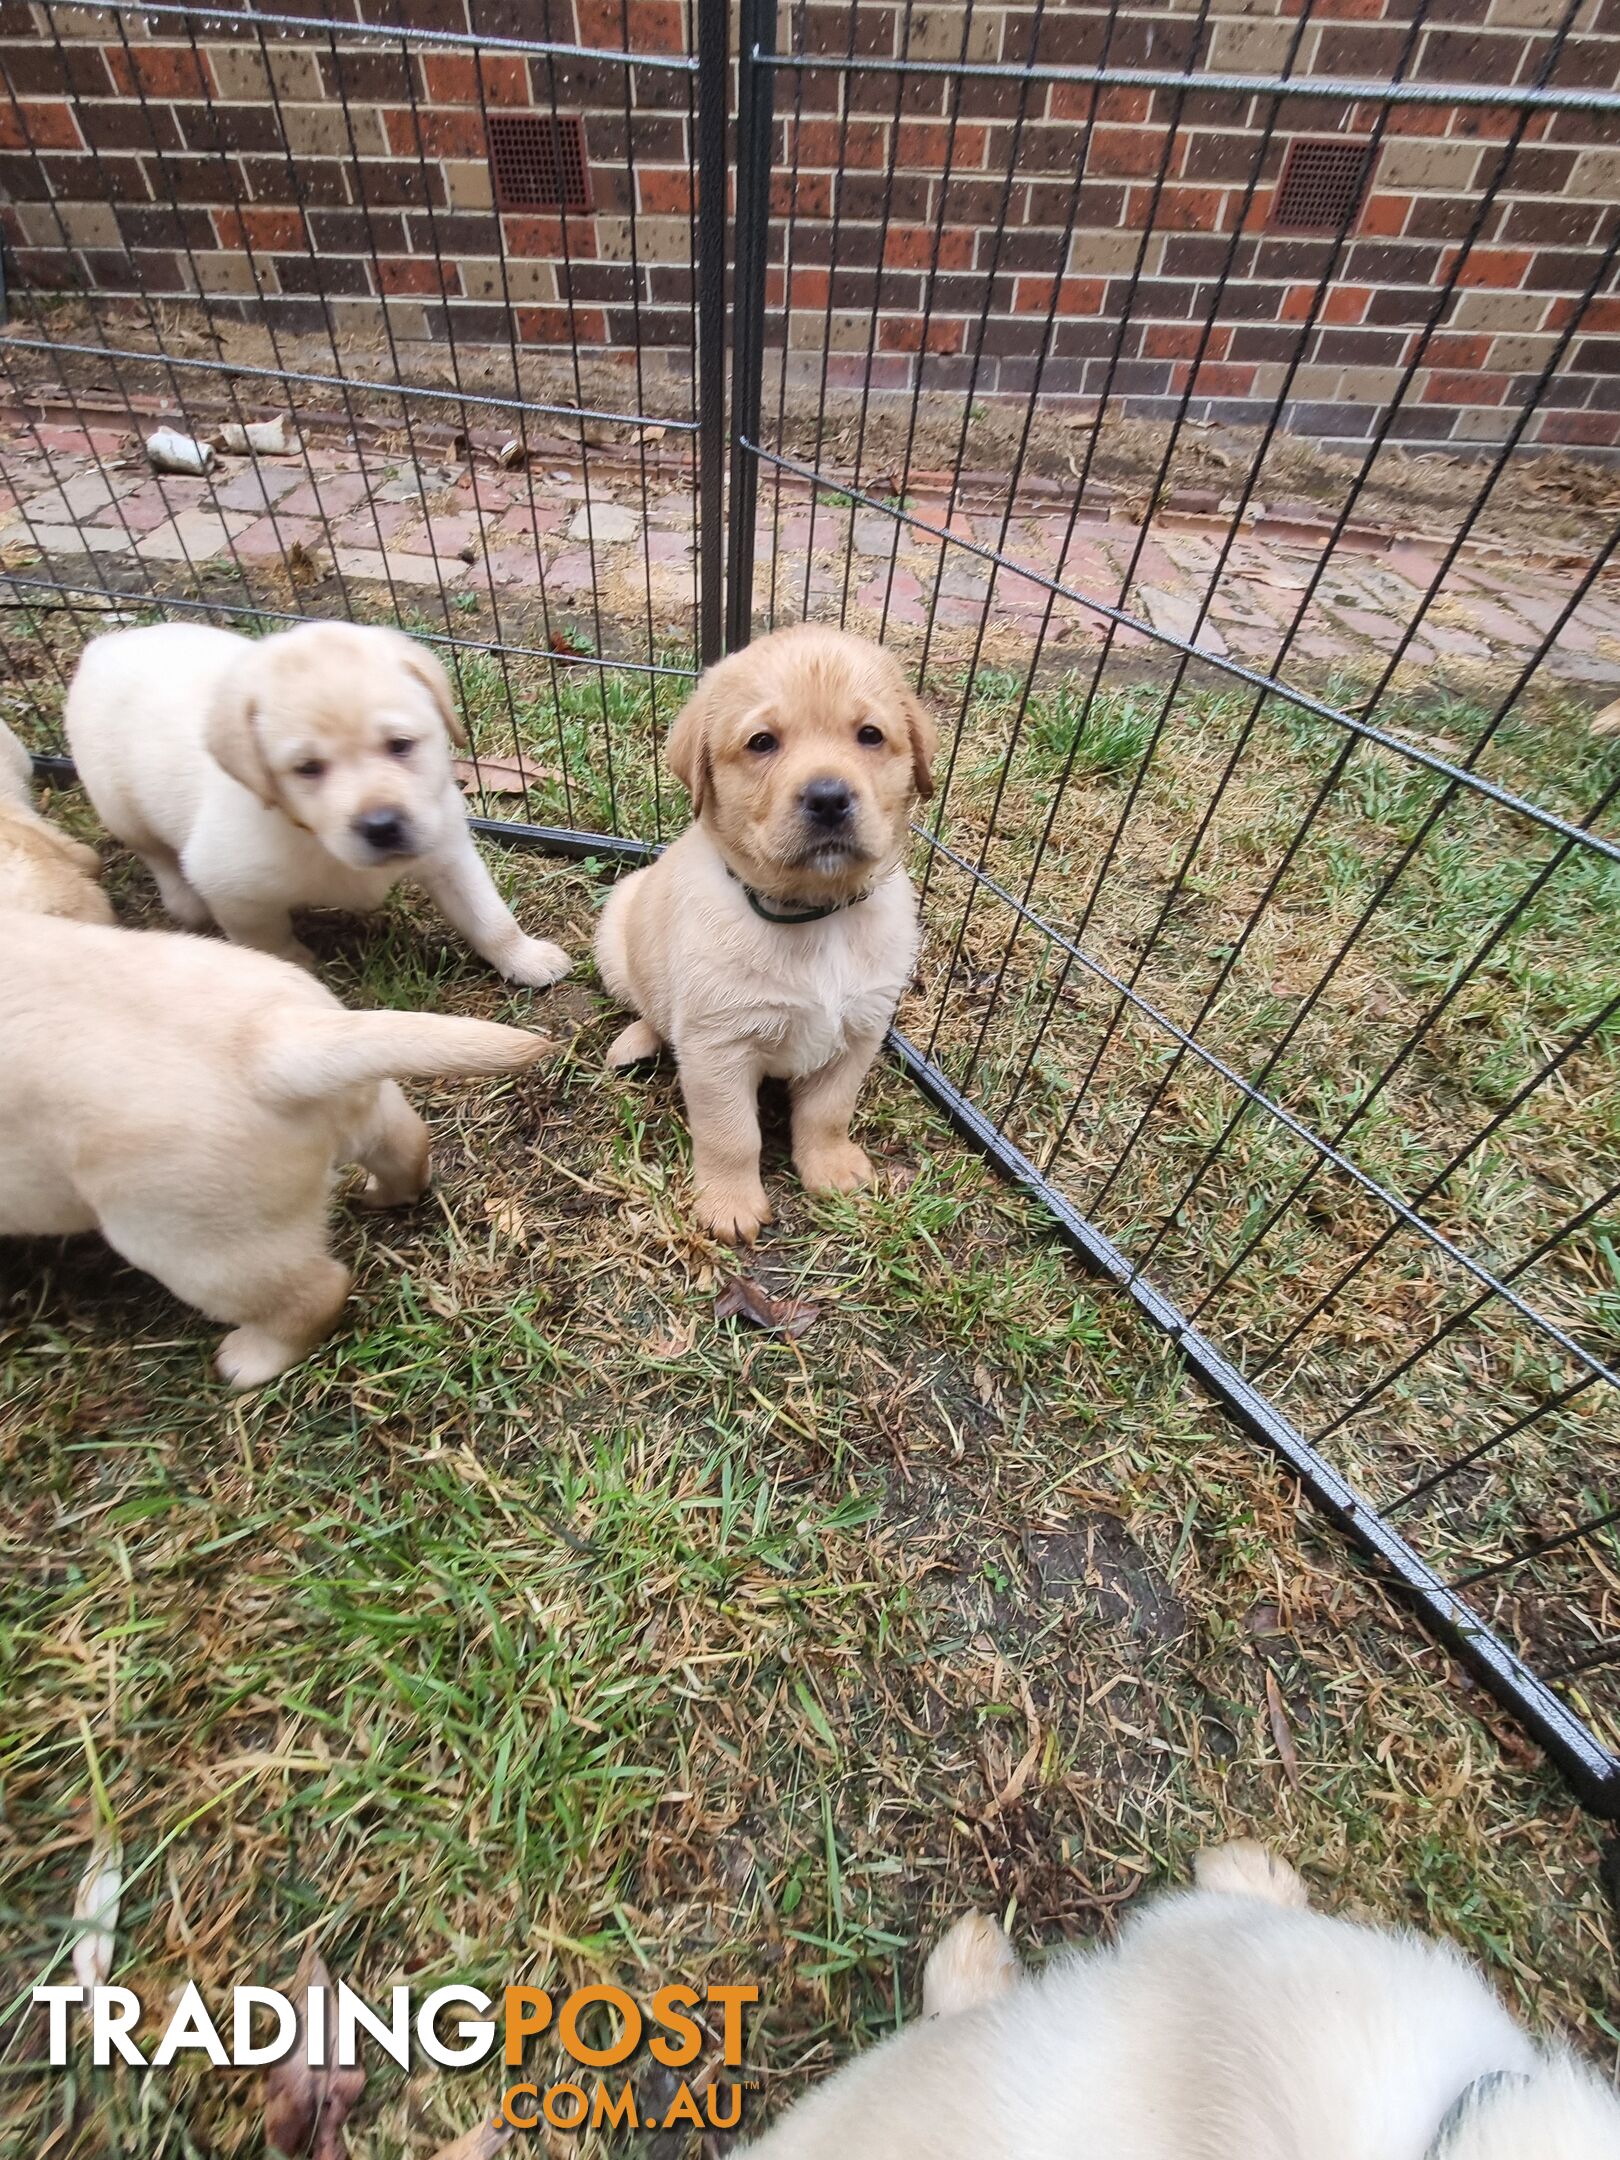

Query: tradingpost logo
[37,1979,761,2134]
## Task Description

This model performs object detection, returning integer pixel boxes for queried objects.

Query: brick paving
[3,417,1619,693]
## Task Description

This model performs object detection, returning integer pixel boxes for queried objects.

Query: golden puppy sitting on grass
[597,625,937,1242]
[0,911,551,1386]
[65,619,570,986]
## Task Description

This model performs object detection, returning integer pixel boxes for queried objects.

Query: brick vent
[1271,138,1376,235]
[488,111,592,214]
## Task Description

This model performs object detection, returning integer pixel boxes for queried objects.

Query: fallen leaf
[640,424,666,446]
[454,755,550,797]
[425,2122,513,2160]
[71,1825,121,1990]
[265,1946,366,2159]
[1264,1667,1301,1791]
[1591,698,1620,737]
[548,630,594,665]
[714,1275,821,1339]
[285,540,320,589]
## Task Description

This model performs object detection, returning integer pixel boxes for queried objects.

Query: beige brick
[0,519,132,555]
[15,201,121,249]
[1450,290,1550,332]
[906,6,1001,62]
[205,44,270,102]
[1072,230,1154,276]
[788,308,872,352]
[1290,364,1347,399]
[43,6,110,37]
[135,509,258,562]
[1452,406,1519,441]
[280,104,384,157]
[1570,148,1620,200]
[1486,332,1561,371]
[445,159,494,211]
[333,544,465,586]
[1337,366,1406,403]
[1210,17,1302,69]
[461,260,559,303]
[593,216,632,261]
[1377,139,1485,192]
[193,250,260,299]
[1485,0,1572,24]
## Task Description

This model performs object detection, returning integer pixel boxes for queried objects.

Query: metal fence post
[724,0,776,654]
[694,0,729,670]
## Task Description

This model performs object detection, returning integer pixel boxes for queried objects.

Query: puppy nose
[801,777,854,830]
[354,808,409,854]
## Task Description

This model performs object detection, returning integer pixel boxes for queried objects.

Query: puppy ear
[204,663,277,805]
[392,633,467,747]
[666,667,724,816]
[898,682,939,802]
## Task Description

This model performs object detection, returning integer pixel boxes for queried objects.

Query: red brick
[1158,186,1226,233]
[1013,274,1057,314]
[1090,126,1169,178]
[638,166,692,213]
[1358,192,1411,239]
[0,100,82,152]
[517,305,608,343]
[421,53,530,106]
[1057,277,1107,317]
[1421,370,1510,404]
[771,171,831,218]
[879,315,965,354]
[1192,360,1256,396]
[1424,332,1492,370]
[797,120,886,167]
[787,266,829,308]
[105,44,214,100]
[1144,322,1203,360]
[215,206,306,251]
[383,106,488,159]
[379,255,458,296]
[1452,246,1532,290]
[1322,286,1370,325]
[505,215,598,259]
[896,120,988,168]
[1537,410,1620,447]
[577,0,686,52]
[1581,296,1620,333]
[884,224,972,271]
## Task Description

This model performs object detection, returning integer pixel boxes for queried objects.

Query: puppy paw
[694,1180,773,1245]
[1194,1840,1310,1910]
[796,1138,873,1196]
[216,1326,303,1390]
[500,936,571,989]
[922,1912,1020,2020]
[607,1018,662,1070]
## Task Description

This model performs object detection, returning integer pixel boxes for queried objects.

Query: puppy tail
[259,1009,555,1104]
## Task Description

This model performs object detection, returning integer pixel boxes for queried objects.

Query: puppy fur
[65,620,569,984]
[0,912,551,1386]
[0,717,112,924]
[596,625,938,1241]
[741,1840,1620,2160]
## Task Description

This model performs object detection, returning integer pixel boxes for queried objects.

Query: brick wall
[1,0,1617,453]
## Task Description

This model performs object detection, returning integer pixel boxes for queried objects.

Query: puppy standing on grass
[65,620,569,985]
[742,1840,1620,2159]
[596,625,938,1242]
[0,717,113,923]
[0,912,552,1386]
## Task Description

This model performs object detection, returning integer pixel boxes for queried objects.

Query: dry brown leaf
[1264,1667,1301,1791]
[454,756,550,797]
[714,1275,821,1339]
[265,1946,366,2159]
[71,1824,121,1990]
[425,2121,514,2160]
[1590,699,1620,737]
[285,540,320,588]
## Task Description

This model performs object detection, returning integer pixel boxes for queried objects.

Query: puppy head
[666,626,937,899]
[205,623,467,871]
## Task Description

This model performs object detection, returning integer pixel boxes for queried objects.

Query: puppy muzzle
[352,807,416,859]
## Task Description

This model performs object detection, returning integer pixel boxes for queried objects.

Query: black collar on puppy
[726,864,875,925]
[1425,2071,1531,2155]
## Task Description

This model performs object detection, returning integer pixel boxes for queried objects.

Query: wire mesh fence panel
[0,0,1618,1810]
[730,0,1620,1809]
[0,0,726,848]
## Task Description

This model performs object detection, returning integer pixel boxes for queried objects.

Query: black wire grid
[1,0,1618,1811]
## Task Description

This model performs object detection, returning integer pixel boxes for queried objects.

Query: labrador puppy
[64,620,569,984]
[741,1841,1620,2160]
[596,625,937,1242]
[0,911,552,1386]
[0,717,112,923]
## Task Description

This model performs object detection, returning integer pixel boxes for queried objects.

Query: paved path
[3,416,1619,694]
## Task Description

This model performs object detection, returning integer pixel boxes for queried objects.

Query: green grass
[2,614,1618,2155]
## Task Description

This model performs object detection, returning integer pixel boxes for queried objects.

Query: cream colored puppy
[596,625,937,1241]
[0,912,551,1386]
[65,620,569,984]
[0,717,112,923]
[742,1841,1620,2160]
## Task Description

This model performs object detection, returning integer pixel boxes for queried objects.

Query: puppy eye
[293,758,327,779]
[856,723,885,746]
[386,737,414,758]
[746,731,778,754]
